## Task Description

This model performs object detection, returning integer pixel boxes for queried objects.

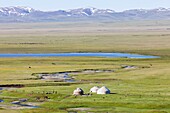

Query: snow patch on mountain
[1,6,170,22]
[0,6,35,16]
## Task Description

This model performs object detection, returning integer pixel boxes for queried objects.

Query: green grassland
[0,21,170,56]
[0,21,170,113]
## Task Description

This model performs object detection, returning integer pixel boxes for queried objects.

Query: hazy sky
[0,0,170,11]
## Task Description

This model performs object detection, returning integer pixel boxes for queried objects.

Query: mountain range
[1,6,170,22]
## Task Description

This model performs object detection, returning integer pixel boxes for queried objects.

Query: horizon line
[0,6,170,12]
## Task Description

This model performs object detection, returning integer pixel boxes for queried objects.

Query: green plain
[0,21,170,113]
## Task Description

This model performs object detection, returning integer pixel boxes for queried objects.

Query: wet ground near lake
[33,69,114,82]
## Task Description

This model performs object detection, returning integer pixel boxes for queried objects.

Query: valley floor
[0,21,170,113]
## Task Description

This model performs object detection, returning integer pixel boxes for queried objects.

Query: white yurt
[90,86,100,93]
[97,86,110,94]
[73,88,84,95]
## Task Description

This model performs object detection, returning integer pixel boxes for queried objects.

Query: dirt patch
[67,107,92,112]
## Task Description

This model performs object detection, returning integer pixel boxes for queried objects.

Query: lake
[0,53,159,59]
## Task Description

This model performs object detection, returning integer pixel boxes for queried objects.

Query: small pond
[0,53,159,59]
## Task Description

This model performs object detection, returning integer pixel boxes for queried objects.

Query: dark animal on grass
[44,96,50,100]
[35,97,41,101]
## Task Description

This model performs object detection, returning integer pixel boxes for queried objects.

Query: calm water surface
[0,53,159,59]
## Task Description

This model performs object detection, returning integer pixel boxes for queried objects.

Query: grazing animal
[44,96,49,100]
[35,97,41,101]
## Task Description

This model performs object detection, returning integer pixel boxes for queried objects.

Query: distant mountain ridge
[1,6,170,22]
[0,6,35,16]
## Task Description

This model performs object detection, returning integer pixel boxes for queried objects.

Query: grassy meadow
[0,21,170,113]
